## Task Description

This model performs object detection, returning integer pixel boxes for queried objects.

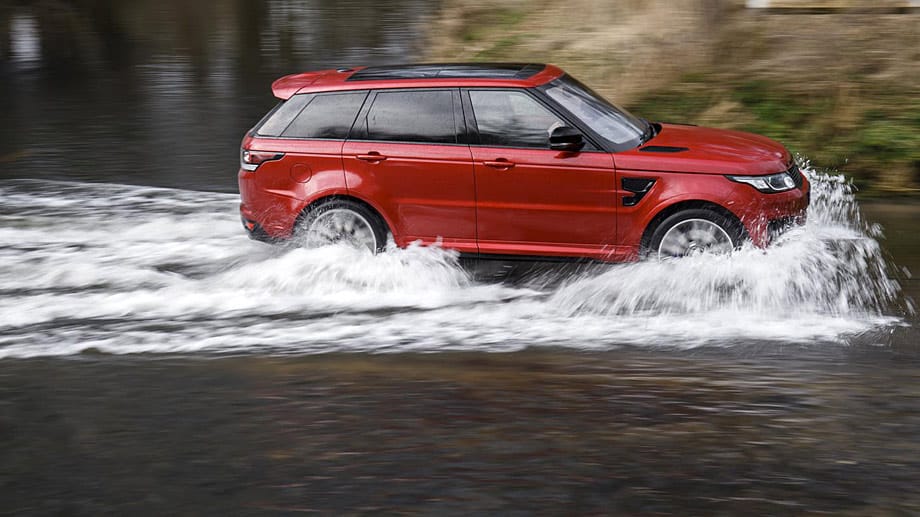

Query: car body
[238,63,809,261]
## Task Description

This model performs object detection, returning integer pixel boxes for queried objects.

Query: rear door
[342,88,477,253]
[465,89,618,259]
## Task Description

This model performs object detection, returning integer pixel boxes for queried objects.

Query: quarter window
[256,94,312,137]
[282,92,367,139]
[364,90,456,144]
[469,90,565,148]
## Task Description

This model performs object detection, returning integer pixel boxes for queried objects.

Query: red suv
[239,64,809,261]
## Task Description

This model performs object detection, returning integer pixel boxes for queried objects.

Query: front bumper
[741,175,810,247]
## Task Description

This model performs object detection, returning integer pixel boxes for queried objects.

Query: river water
[1,170,919,513]
[3,1,920,514]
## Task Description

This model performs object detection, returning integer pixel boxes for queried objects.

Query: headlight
[727,172,796,193]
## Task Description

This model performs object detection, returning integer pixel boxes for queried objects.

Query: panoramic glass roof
[346,63,546,81]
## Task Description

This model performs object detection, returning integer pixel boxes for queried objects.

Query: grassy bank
[426,0,920,194]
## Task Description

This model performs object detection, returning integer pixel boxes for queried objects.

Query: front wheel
[295,199,388,253]
[646,209,745,261]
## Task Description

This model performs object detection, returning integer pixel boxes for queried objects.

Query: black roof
[346,63,546,81]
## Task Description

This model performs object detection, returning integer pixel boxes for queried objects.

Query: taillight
[241,149,284,171]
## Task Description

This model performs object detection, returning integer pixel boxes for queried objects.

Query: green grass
[461,8,526,43]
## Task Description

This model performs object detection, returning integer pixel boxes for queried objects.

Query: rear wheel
[296,199,388,253]
[646,208,745,260]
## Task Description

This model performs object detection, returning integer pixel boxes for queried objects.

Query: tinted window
[256,94,312,137]
[365,90,456,144]
[282,92,367,139]
[469,90,565,148]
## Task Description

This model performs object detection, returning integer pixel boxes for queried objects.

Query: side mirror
[549,126,585,152]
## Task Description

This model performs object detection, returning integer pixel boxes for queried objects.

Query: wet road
[0,175,918,514]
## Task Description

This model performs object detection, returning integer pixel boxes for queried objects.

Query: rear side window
[282,92,367,139]
[363,90,456,144]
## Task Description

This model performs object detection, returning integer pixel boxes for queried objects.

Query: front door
[466,89,618,259]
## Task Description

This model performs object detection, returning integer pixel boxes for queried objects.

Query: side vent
[622,178,656,207]
[639,146,689,153]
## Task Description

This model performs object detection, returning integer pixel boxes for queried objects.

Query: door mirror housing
[549,126,585,152]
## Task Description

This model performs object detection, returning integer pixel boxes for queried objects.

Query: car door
[342,88,477,253]
[465,88,618,260]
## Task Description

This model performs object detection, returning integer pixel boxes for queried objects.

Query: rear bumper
[238,167,302,241]
[240,214,276,243]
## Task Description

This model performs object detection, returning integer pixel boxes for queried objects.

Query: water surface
[3,1,920,512]
[1,172,919,513]
[0,0,432,191]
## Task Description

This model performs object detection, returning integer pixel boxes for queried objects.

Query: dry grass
[427,0,724,104]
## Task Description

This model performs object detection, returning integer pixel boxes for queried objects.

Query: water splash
[550,163,903,318]
[0,173,907,358]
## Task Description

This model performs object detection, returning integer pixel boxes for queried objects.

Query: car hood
[613,123,792,176]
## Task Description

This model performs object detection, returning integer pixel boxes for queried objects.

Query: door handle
[356,152,387,163]
[483,159,514,170]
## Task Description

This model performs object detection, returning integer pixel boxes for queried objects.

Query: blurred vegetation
[427,0,920,195]
[632,80,920,193]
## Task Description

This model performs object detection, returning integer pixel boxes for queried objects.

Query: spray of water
[0,167,908,358]
[550,163,903,318]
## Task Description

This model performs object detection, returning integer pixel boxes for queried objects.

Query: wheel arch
[294,194,393,237]
[639,200,748,253]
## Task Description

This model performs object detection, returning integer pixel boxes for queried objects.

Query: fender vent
[622,178,656,207]
[639,146,689,153]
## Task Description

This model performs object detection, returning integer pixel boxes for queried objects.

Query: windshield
[540,75,649,149]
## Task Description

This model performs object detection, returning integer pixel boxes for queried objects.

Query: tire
[645,208,746,261]
[295,199,388,253]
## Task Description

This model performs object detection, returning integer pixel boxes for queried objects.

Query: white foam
[0,170,907,358]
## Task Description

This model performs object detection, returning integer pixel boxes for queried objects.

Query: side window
[469,90,565,148]
[256,94,313,137]
[364,90,456,144]
[282,92,367,139]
